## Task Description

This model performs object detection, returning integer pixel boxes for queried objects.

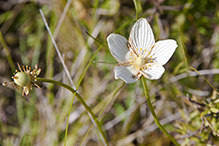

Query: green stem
[0,30,15,71]
[141,78,180,146]
[179,30,188,71]
[36,77,108,146]
[80,82,125,146]
[63,88,76,146]
[133,0,139,20]
[189,66,219,95]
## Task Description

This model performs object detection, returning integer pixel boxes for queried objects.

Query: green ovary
[13,72,31,87]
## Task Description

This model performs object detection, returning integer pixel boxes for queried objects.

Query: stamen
[2,82,9,86]
[130,62,133,64]
[17,63,23,72]
[147,44,155,55]
[22,66,26,72]
[126,42,131,49]
[128,40,139,57]
[12,76,18,79]
[15,86,20,90]
[140,48,142,50]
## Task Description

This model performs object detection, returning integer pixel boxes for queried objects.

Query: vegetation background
[1,0,219,145]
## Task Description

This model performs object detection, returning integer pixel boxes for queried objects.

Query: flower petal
[114,65,139,83]
[141,63,165,80]
[150,40,177,65]
[129,18,155,56]
[107,33,129,63]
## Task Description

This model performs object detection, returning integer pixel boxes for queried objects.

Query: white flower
[107,18,178,83]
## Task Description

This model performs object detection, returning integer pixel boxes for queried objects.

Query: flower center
[135,56,145,66]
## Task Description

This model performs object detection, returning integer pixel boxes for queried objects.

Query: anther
[2,82,9,86]
[22,66,26,71]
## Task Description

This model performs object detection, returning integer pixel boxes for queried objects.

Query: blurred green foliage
[1,0,219,145]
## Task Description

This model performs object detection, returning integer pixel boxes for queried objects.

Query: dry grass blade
[39,9,76,90]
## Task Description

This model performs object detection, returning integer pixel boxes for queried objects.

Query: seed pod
[13,72,31,87]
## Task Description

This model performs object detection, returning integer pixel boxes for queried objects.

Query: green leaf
[210,107,219,113]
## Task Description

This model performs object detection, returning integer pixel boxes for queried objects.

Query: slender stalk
[141,78,180,146]
[189,66,219,95]
[64,91,76,146]
[79,82,125,146]
[133,0,139,20]
[202,116,219,137]
[179,30,188,71]
[0,30,15,71]
[36,77,108,146]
